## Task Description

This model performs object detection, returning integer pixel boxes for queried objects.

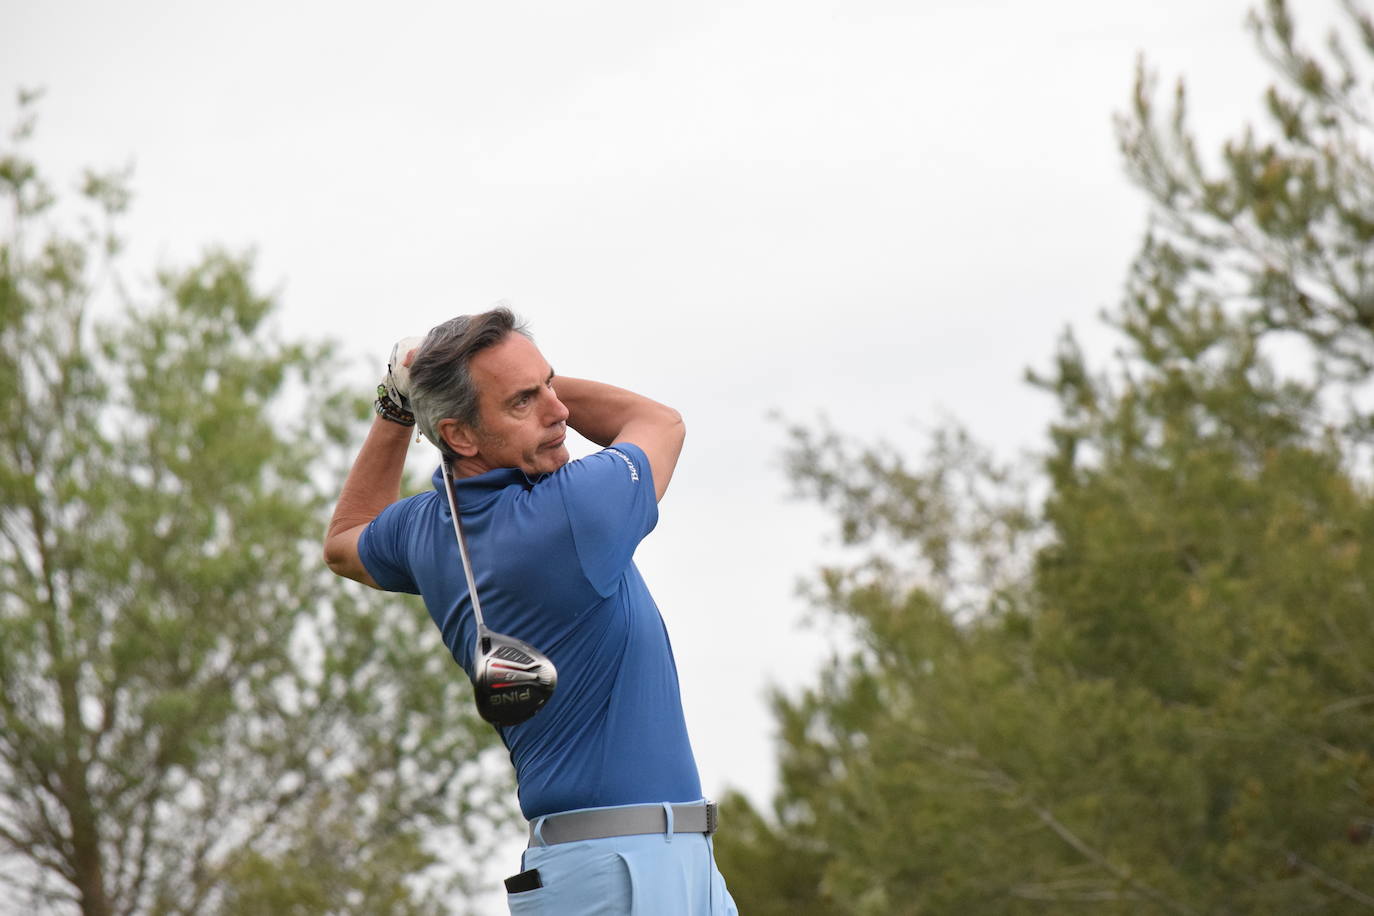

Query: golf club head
[473,629,558,726]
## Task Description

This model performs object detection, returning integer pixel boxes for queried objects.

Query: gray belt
[528,801,719,848]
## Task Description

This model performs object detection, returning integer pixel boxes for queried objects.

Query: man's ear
[437,419,480,458]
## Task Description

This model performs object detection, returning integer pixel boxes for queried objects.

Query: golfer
[324,307,737,915]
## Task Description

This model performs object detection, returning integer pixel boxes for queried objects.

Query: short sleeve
[554,443,659,597]
[357,496,424,594]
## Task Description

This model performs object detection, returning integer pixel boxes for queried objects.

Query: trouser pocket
[507,844,631,915]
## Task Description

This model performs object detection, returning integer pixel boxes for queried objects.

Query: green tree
[0,93,510,916]
[1119,0,1374,396]
[716,1,1374,912]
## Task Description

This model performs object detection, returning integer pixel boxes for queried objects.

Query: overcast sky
[4,0,1341,910]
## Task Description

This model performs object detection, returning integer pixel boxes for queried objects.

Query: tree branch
[1289,851,1374,908]
[922,739,1203,916]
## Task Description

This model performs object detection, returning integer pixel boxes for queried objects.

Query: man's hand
[382,335,426,408]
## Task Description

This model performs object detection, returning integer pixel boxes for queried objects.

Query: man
[324,307,737,915]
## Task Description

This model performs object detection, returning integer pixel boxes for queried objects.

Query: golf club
[441,461,557,726]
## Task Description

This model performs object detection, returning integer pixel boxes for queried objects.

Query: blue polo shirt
[357,443,702,819]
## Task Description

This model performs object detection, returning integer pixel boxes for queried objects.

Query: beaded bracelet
[375,384,416,426]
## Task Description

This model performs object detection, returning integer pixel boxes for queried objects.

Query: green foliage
[1118,0,1374,391]
[717,2,1374,913]
[0,93,510,916]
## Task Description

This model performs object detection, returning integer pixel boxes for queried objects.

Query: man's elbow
[665,406,685,442]
[323,529,374,586]
[323,539,350,578]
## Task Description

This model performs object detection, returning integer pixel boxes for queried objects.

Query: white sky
[4,0,1342,911]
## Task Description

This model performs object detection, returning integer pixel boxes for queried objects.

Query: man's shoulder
[548,443,652,490]
[599,446,644,483]
[363,489,437,548]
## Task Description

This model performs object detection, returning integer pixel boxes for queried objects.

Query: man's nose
[544,388,570,425]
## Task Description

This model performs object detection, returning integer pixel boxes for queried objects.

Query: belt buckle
[704,801,718,835]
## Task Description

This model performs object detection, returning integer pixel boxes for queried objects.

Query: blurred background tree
[715,1,1374,912]
[0,92,511,916]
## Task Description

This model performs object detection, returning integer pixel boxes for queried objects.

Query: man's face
[460,333,570,476]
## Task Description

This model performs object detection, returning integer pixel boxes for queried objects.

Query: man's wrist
[375,385,416,426]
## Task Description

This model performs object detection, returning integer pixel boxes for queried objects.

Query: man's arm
[323,416,414,587]
[554,377,685,501]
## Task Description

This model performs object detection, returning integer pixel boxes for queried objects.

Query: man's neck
[449,454,498,479]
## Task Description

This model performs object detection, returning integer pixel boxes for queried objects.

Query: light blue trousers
[506,805,738,915]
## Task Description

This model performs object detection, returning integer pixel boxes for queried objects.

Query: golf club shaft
[441,461,489,634]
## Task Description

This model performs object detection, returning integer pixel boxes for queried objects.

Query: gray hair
[409,306,532,457]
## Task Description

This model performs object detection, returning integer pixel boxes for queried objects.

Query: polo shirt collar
[430,465,548,502]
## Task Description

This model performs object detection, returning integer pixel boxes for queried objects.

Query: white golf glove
[382,336,426,408]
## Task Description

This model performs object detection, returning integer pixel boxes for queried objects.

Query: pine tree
[716,3,1374,911]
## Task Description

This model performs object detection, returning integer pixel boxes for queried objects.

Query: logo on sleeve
[605,448,640,482]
